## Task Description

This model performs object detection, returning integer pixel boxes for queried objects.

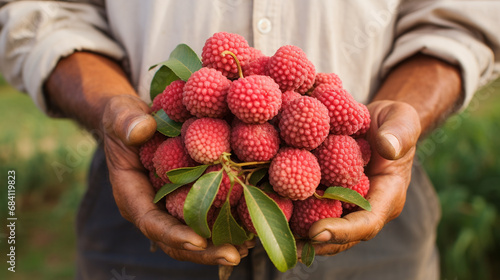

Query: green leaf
[243,184,297,272]
[260,181,274,193]
[153,109,182,137]
[153,183,184,203]
[248,168,268,186]
[301,242,315,267]
[184,170,223,238]
[212,201,248,246]
[322,187,372,211]
[149,65,180,100]
[167,165,209,185]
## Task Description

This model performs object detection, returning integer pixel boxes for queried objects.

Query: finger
[103,95,157,146]
[368,101,421,160]
[157,242,243,266]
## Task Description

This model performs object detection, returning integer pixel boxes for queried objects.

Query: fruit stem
[221,50,244,79]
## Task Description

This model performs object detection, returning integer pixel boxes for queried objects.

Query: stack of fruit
[141,32,372,271]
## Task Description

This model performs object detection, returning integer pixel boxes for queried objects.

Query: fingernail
[126,114,150,142]
[217,258,238,266]
[312,230,332,242]
[383,133,401,157]
[183,242,205,251]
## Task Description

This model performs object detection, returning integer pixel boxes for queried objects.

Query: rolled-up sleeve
[0,1,125,113]
[382,0,500,110]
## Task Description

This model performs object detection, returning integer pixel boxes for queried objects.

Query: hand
[101,94,253,266]
[297,100,421,258]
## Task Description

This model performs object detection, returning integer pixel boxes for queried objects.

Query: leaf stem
[221,50,244,79]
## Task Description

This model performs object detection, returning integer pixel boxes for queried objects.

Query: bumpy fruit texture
[313,72,343,89]
[180,117,197,143]
[184,118,231,164]
[151,92,164,113]
[205,165,243,208]
[356,138,371,166]
[343,174,370,212]
[269,148,321,200]
[201,32,253,79]
[160,80,192,122]
[314,134,364,187]
[230,120,280,162]
[268,45,314,92]
[279,96,330,150]
[242,56,270,77]
[227,75,282,124]
[139,132,168,171]
[311,84,366,136]
[297,59,316,94]
[165,185,191,222]
[280,90,302,113]
[152,136,196,182]
[182,67,231,118]
[149,171,166,191]
[238,191,293,234]
[290,190,343,238]
[352,104,371,137]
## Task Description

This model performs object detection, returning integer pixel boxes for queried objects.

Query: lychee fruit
[313,72,343,89]
[280,90,302,113]
[314,134,364,187]
[201,32,253,79]
[227,75,282,124]
[297,60,316,94]
[149,171,166,191]
[165,185,191,222]
[230,120,280,162]
[159,80,192,122]
[182,67,231,118]
[139,132,168,171]
[184,118,231,164]
[242,56,270,77]
[268,148,321,200]
[352,104,371,137]
[237,191,293,234]
[151,92,164,113]
[289,190,343,238]
[311,84,366,135]
[279,96,330,150]
[152,136,196,182]
[342,174,370,212]
[356,138,371,166]
[268,45,314,92]
[180,117,197,143]
[205,164,243,208]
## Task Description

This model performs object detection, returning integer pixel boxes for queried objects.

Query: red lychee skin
[249,47,265,61]
[152,136,196,182]
[297,59,316,94]
[160,80,192,122]
[313,134,364,188]
[238,191,293,234]
[151,92,164,113]
[139,132,168,171]
[205,165,243,208]
[242,56,270,77]
[165,185,191,222]
[279,96,330,150]
[343,174,370,212]
[268,45,313,92]
[184,118,231,164]
[280,90,302,114]
[227,75,282,124]
[149,171,166,191]
[269,148,321,200]
[356,138,371,166]
[201,32,253,79]
[230,120,280,162]
[313,72,343,89]
[311,84,365,135]
[180,117,197,143]
[352,104,371,137]
[182,67,231,118]
[290,190,343,238]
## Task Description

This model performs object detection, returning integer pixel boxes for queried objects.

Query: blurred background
[0,73,499,280]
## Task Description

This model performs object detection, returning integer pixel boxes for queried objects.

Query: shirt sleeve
[382,0,500,110]
[0,1,125,113]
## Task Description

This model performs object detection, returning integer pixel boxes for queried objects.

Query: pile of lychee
[141,32,372,242]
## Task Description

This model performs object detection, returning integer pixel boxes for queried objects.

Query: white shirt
[1,0,499,113]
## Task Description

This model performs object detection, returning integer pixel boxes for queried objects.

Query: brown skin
[45,51,461,265]
[298,53,462,258]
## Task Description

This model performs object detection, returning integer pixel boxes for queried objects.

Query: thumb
[367,101,421,160]
[102,95,157,146]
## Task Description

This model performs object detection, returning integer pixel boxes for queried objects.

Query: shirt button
[257,18,272,34]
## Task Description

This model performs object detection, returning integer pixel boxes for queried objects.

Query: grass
[0,74,499,279]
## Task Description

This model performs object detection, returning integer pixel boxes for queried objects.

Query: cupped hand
[101,94,251,266]
[297,100,421,259]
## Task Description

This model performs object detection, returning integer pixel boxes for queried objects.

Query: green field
[0,74,499,279]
